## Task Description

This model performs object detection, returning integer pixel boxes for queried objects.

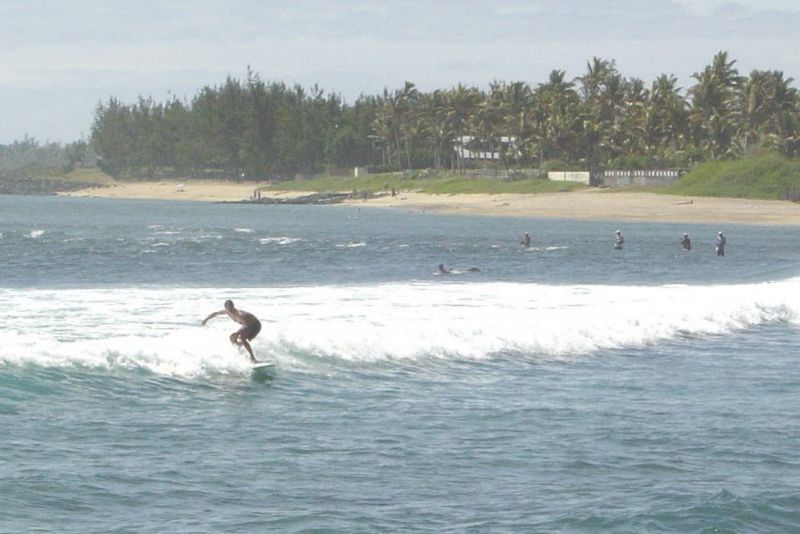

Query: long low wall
[602,170,683,187]
[547,171,591,184]
[548,169,684,187]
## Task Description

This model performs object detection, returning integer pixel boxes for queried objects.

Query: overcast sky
[1,0,799,144]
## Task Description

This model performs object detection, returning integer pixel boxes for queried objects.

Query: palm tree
[444,84,480,172]
[578,57,626,167]
[645,74,689,159]
[688,51,742,159]
[534,70,581,166]
[472,83,504,168]
[393,81,419,169]
[734,69,799,154]
[608,77,649,162]
[498,81,534,165]
[579,57,614,101]
[371,88,403,168]
[416,90,451,169]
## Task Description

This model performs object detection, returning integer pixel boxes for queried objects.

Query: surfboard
[251,361,277,379]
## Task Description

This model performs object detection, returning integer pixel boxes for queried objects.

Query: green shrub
[664,152,800,200]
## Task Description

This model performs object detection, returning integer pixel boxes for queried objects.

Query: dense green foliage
[91,68,375,179]
[0,136,94,174]
[84,52,800,180]
[665,152,800,200]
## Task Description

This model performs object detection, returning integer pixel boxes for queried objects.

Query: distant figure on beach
[681,233,691,251]
[520,232,531,248]
[438,264,452,274]
[613,229,624,250]
[715,231,726,256]
[201,299,261,362]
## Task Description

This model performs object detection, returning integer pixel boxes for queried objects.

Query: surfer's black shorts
[239,320,261,341]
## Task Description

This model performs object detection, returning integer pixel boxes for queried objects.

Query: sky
[1,0,799,144]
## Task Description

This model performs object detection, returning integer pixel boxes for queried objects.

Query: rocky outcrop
[224,192,352,205]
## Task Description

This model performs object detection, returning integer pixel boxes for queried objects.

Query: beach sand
[62,180,800,225]
[62,180,271,203]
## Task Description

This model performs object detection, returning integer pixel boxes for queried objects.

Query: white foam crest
[0,328,255,378]
[237,280,800,363]
[27,229,45,239]
[259,236,303,245]
[1,279,799,372]
[196,233,222,240]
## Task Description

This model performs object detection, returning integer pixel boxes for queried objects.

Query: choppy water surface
[2,195,800,532]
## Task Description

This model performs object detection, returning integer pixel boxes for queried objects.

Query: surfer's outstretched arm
[201,310,225,325]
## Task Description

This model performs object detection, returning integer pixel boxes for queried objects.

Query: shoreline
[60,179,800,225]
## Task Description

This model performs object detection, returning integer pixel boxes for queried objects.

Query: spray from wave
[1,279,798,377]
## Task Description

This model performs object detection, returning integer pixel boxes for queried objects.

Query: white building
[453,136,519,161]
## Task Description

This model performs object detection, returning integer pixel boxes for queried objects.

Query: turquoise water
[2,195,800,532]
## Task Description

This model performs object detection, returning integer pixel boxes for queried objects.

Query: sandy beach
[62,180,271,203]
[62,180,800,225]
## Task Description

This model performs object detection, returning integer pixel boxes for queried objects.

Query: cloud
[1,0,799,142]
[674,0,800,15]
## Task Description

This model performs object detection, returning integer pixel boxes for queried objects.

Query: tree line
[89,52,799,180]
[0,135,92,173]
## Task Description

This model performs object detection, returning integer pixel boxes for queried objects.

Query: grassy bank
[32,153,800,203]
[0,166,114,195]
[264,154,800,200]
[262,172,586,195]
[663,153,800,200]
[48,168,115,186]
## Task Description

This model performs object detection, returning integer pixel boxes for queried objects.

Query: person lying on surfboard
[201,299,261,363]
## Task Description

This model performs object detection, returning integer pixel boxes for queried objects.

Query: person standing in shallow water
[681,233,691,251]
[715,231,726,256]
[520,232,531,248]
[613,229,624,250]
[202,299,261,362]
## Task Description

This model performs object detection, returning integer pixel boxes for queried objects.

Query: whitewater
[3,195,800,532]
[3,279,800,375]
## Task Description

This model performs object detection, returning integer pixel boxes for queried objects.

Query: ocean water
[2,194,800,532]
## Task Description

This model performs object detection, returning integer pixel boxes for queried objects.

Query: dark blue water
[2,195,800,532]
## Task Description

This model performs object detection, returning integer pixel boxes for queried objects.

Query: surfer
[680,233,691,250]
[202,299,261,362]
[520,232,531,248]
[438,263,452,274]
[613,229,624,250]
[715,231,726,256]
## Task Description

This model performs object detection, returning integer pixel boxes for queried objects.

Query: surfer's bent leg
[240,322,260,362]
[242,339,256,363]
